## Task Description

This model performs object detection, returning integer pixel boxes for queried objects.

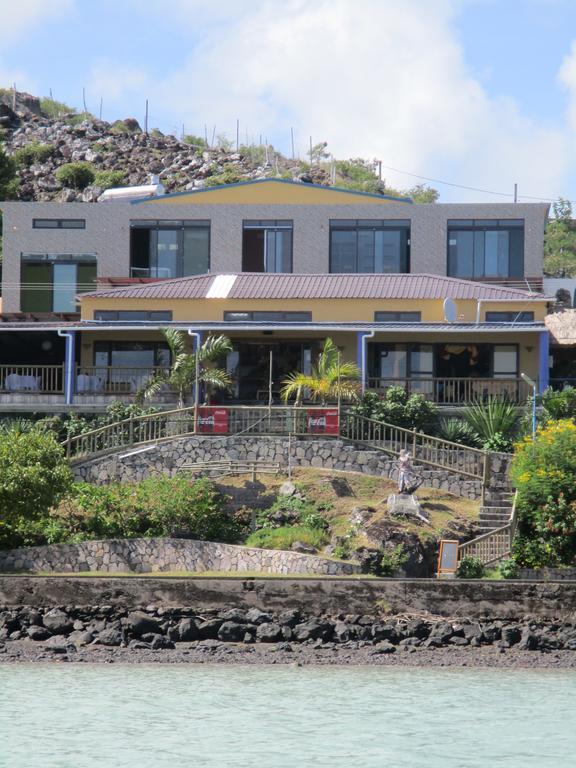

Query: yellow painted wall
[81,295,549,323]
[141,180,409,206]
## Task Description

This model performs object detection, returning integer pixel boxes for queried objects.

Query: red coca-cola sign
[307,408,339,435]
[197,407,229,433]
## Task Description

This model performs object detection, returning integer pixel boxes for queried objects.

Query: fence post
[412,428,417,456]
[129,415,134,445]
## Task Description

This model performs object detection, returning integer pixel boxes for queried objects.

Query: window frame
[446,219,525,279]
[241,220,294,273]
[129,219,211,278]
[374,311,422,322]
[33,218,86,229]
[20,253,97,313]
[329,219,411,274]
[485,311,535,323]
[93,310,173,322]
[223,310,312,322]
[93,340,171,368]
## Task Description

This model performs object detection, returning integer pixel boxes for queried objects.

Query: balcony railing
[0,365,64,394]
[75,367,168,395]
[367,377,532,404]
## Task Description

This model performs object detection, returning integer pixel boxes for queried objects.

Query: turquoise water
[0,665,575,767]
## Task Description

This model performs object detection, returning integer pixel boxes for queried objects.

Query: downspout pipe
[57,330,76,405]
[358,330,375,394]
[187,329,202,431]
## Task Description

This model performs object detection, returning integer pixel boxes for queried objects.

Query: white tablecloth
[4,374,41,391]
[76,374,105,393]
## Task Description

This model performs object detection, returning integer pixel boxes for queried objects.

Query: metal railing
[459,491,518,566]
[62,405,336,460]
[367,377,531,404]
[0,365,64,394]
[75,366,168,395]
[340,411,487,479]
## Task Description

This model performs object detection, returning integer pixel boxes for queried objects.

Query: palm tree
[139,328,233,408]
[280,337,361,405]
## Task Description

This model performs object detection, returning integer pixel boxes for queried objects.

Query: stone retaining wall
[1,576,575,619]
[0,538,359,576]
[72,436,486,499]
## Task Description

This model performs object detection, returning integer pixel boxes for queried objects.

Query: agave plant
[463,397,519,447]
[280,337,361,405]
[139,329,233,408]
[436,417,481,448]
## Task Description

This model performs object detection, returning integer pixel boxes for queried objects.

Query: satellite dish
[443,297,457,323]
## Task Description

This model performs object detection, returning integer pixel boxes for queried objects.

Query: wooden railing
[459,491,518,566]
[367,377,531,405]
[62,405,334,460]
[340,411,487,480]
[0,365,64,394]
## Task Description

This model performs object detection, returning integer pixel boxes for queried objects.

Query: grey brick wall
[0,199,548,312]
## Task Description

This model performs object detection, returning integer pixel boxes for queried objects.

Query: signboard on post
[437,539,459,579]
[307,408,339,435]
[197,407,229,434]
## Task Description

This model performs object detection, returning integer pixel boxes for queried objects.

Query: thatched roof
[545,309,576,345]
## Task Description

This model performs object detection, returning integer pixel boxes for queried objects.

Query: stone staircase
[478,490,515,534]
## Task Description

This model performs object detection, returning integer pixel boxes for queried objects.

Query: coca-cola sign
[307,409,339,435]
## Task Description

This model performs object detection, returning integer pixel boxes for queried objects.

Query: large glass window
[33,219,86,229]
[485,311,534,323]
[94,310,173,322]
[223,311,311,322]
[374,311,421,322]
[20,254,97,313]
[447,219,524,279]
[242,221,293,273]
[330,220,410,273]
[130,220,210,278]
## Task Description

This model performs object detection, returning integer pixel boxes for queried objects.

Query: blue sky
[2,0,576,203]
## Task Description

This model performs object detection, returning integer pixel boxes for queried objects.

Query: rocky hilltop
[0,90,409,203]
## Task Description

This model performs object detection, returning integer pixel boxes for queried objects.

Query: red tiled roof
[80,273,550,302]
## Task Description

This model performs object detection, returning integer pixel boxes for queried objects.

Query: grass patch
[245,525,329,551]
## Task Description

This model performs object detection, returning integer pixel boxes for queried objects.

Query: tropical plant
[511,419,576,567]
[463,397,519,450]
[0,427,73,548]
[280,337,360,405]
[139,329,232,408]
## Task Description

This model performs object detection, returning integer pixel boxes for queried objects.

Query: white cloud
[88,60,149,105]
[0,0,73,42]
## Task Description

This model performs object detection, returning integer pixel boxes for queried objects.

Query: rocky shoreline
[2,604,576,668]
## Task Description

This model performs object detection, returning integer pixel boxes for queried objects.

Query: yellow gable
[139,179,411,206]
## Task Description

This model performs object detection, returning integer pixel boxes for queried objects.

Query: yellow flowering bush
[511,419,576,567]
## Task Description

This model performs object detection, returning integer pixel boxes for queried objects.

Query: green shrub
[183,134,207,150]
[379,544,408,576]
[209,165,244,186]
[52,476,240,544]
[94,170,126,189]
[511,419,576,567]
[245,525,328,551]
[0,428,73,549]
[456,555,485,579]
[436,417,481,447]
[535,386,576,425]
[256,495,328,531]
[498,557,519,579]
[13,142,54,166]
[40,97,76,118]
[349,388,437,431]
[55,162,95,190]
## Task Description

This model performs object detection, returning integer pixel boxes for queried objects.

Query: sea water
[0,665,574,767]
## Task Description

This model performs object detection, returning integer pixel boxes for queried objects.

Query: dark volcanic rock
[218,622,246,643]
[123,611,161,638]
[95,629,122,647]
[27,626,51,641]
[293,618,333,642]
[176,618,200,642]
[256,623,283,643]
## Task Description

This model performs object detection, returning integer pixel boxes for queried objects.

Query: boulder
[256,623,283,643]
[27,625,51,641]
[218,622,246,643]
[95,629,122,647]
[177,618,199,642]
[42,609,73,635]
[292,618,333,642]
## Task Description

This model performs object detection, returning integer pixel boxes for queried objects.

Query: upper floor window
[330,220,410,273]
[130,220,209,279]
[447,219,524,279]
[94,310,173,322]
[21,253,96,313]
[375,311,421,322]
[224,310,311,322]
[33,219,86,229]
[485,311,534,323]
[242,220,293,273]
